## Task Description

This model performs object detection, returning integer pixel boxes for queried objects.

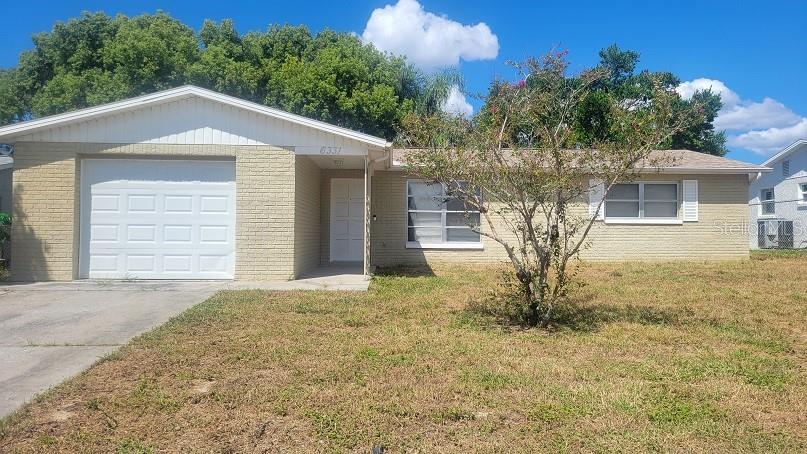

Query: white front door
[330,178,364,262]
[80,159,236,279]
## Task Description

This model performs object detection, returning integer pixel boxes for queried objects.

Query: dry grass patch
[1,254,805,452]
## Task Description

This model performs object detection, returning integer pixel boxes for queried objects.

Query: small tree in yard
[399,52,705,327]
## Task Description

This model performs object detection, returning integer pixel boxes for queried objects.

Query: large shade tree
[399,53,705,327]
[575,45,726,156]
[0,12,455,139]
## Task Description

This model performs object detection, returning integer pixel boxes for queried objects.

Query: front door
[330,178,364,262]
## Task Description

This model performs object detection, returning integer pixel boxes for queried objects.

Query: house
[748,139,807,249]
[0,86,770,282]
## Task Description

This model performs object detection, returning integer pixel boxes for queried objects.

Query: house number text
[319,146,342,155]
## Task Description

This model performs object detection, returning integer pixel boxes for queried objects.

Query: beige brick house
[0,86,770,282]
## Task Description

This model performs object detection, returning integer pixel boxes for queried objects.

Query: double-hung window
[604,182,678,221]
[799,183,807,203]
[406,180,481,248]
[760,188,775,215]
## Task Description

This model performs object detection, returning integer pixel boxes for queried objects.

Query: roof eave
[388,161,771,174]
[761,139,807,167]
[644,167,772,175]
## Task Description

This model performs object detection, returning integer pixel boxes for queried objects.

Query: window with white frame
[604,182,678,219]
[800,183,807,202]
[760,188,775,215]
[406,180,481,246]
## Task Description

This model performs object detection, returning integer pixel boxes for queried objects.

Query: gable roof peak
[762,139,807,167]
[0,85,392,148]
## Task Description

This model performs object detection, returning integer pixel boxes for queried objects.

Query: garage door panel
[91,195,120,212]
[126,255,156,272]
[90,225,119,242]
[200,225,229,243]
[200,196,229,213]
[165,195,193,213]
[199,255,230,273]
[163,255,192,273]
[127,195,157,212]
[126,225,157,242]
[89,254,119,272]
[164,225,193,243]
[81,159,235,280]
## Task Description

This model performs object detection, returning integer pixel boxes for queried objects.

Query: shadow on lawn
[463,292,692,333]
[548,300,692,332]
[373,265,436,278]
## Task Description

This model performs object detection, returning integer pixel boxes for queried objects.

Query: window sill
[406,242,484,250]
[604,218,683,225]
[758,214,778,218]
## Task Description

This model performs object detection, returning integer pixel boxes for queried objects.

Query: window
[760,188,775,215]
[604,182,678,220]
[783,160,790,177]
[800,183,807,202]
[407,181,481,247]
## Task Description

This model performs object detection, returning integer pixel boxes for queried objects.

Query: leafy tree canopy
[574,44,726,155]
[0,11,449,139]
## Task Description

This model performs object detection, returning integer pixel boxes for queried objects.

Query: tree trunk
[516,268,540,326]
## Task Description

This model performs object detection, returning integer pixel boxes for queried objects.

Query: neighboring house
[749,139,807,249]
[0,86,769,282]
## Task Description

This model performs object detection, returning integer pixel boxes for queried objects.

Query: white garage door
[80,159,236,279]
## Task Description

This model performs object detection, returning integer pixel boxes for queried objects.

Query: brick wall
[233,146,296,280]
[293,156,321,276]
[369,171,750,267]
[11,143,79,280]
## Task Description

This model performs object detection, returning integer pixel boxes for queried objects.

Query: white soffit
[0,86,392,152]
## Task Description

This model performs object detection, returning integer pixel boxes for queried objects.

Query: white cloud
[441,85,473,117]
[361,0,499,70]
[677,78,806,156]
[676,78,740,108]
[728,118,807,155]
[715,96,801,131]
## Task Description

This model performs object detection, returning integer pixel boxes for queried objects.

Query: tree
[0,13,452,141]
[399,53,704,327]
[0,69,26,124]
[14,12,199,117]
[575,44,726,156]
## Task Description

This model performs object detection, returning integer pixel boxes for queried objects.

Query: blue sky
[2,0,805,163]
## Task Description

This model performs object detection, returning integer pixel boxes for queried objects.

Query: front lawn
[1,254,805,452]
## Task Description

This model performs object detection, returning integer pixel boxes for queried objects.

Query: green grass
[0,255,804,453]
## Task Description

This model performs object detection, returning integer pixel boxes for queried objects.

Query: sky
[2,0,805,164]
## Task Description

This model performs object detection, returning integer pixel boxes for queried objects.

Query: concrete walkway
[0,281,223,418]
[226,264,370,291]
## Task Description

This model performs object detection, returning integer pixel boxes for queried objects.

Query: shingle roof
[391,148,770,174]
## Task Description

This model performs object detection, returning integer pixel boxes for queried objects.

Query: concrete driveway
[0,280,224,418]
